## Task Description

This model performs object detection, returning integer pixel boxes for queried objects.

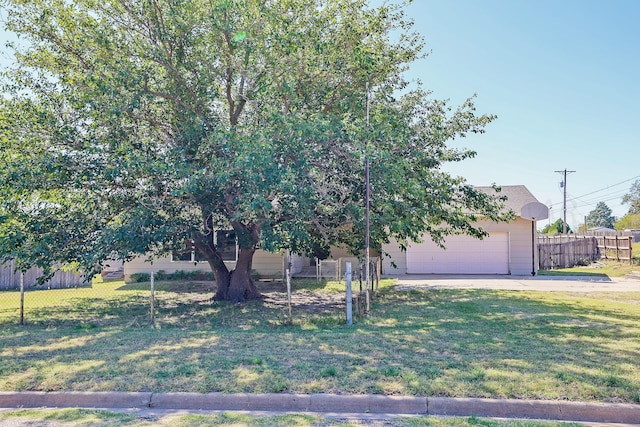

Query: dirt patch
[146,280,348,314]
[257,282,345,314]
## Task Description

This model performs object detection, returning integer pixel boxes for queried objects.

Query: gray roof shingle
[475,185,545,217]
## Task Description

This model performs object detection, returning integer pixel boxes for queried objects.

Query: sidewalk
[391,274,640,292]
[1,392,639,425]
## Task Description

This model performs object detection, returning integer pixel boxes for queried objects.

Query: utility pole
[555,169,576,234]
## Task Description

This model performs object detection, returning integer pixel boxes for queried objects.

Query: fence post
[286,268,292,324]
[345,262,352,326]
[365,273,370,317]
[150,271,155,325]
[19,272,25,326]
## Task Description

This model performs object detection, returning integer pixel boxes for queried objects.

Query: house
[123,185,548,281]
[382,185,548,276]
[586,227,618,234]
[123,237,355,282]
[124,233,288,281]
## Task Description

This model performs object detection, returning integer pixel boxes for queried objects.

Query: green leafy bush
[128,270,216,283]
[128,273,150,283]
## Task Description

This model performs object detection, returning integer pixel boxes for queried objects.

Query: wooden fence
[538,235,599,269]
[0,260,89,290]
[594,235,634,262]
[538,234,633,269]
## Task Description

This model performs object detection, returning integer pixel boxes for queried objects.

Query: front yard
[1,277,638,405]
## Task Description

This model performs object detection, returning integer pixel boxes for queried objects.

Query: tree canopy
[585,202,615,230]
[615,213,640,231]
[0,0,511,301]
[541,219,571,235]
[622,179,640,215]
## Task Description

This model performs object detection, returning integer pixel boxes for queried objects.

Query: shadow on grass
[1,283,639,402]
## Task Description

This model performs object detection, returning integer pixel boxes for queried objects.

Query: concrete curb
[0,392,152,409]
[427,397,640,424]
[0,392,638,424]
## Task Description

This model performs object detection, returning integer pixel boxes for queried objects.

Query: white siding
[251,250,286,278]
[124,249,284,281]
[407,232,509,274]
[382,237,408,275]
[382,218,536,276]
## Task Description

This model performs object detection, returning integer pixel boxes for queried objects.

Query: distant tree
[615,213,640,231]
[622,180,640,215]
[585,202,615,229]
[541,219,571,235]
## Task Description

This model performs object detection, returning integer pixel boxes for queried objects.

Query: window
[216,230,237,261]
[172,249,194,261]
[171,231,237,262]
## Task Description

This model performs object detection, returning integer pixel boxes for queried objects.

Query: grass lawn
[0,408,589,426]
[539,243,640,277]
[538,261,637,277]
[0,277,639,405]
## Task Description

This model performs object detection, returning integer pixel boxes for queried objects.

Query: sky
[1,1,639,230]
[394,0,640,229]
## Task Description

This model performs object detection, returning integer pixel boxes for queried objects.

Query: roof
[475,185,549,220]
[588,227,617,233]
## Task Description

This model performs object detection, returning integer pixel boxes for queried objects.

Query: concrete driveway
[391,274,640,292]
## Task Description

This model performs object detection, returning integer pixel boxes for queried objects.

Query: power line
[571,191,629,209]
[547,174,640,211]
[568,194,626,210]
[550,175,640,207]
[573,175,640,200]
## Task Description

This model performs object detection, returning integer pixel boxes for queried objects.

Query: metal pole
[150,271,155,325]
[531,219,536,276]
[345,262,352,326]
[365,83,371,315]
[286,269,292,324]
[20,272,25,325]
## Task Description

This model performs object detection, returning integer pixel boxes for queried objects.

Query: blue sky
[396,0,640,228]
[1,1,639,229]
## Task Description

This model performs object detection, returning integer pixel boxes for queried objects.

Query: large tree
[622,179,640,215]
[585,202,615,229]
[0,0,511,302]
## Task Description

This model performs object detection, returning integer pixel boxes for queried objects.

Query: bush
[127,270,216,283]
[129,273,150,283]
[126,270,267,283]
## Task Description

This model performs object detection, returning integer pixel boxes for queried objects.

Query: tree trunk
[227,246,262,302]
[196,221,262,303]
[207,249,261,302]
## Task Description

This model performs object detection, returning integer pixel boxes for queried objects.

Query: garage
[406,232,510,274]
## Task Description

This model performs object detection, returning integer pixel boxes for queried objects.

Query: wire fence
[0,268,371,328]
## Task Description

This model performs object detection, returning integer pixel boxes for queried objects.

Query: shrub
[127,270,216,283]
[129,273,150,283]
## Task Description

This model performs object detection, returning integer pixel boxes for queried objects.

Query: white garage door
[407,233,510,274]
